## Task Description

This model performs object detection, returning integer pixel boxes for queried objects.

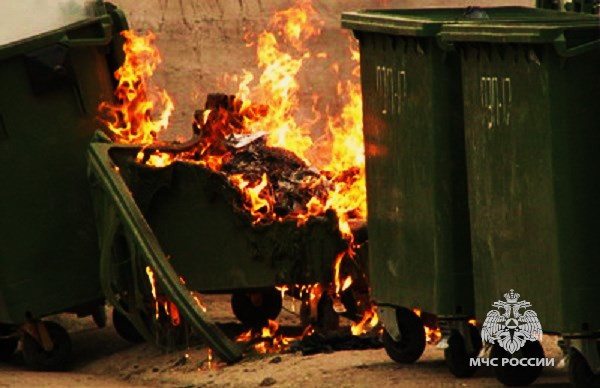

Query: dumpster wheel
[21,321,71,371]
[0,327,18,362]
[491,340,544,386]
[104,227,191,349]
[0,337,18,362]
[231,288,282,328]
[382,307,426,364]
[568,348,600,388]
[444,324,482,378]
[112,305,145,343]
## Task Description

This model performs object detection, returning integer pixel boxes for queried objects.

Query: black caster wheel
[316,294,340,332]
[0,336,18,362]
[22,321,72,371]
[491,340,544,386]
[382,307,426,364]
[569,349,600,388]
[0,337,18,362]
[112,307,145,344]
[92,305,107,328]
[340,289,359,321]
[0,325,18,362]
[231,288,282,328]
[444,324,482,378]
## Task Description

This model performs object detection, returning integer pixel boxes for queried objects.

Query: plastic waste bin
[441,10,600,386]
[0,0,127,370]
[342,7,478,376]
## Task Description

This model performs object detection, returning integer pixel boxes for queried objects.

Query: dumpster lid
[341,7,599,37]
[439,11,599,46]
[0,0,100,47]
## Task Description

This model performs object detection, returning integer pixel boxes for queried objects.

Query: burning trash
[92,0,381,360]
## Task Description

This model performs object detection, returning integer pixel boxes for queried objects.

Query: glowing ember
[192,292,208,313]
[207,348,213,369]
[341,276,353,292]
[275,285,289,301]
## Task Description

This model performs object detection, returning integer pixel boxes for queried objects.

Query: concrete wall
[110,0,535,138]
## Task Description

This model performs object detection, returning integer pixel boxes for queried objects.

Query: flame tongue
[99,31,174,144]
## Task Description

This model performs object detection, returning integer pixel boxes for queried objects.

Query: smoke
[0,0,95,46]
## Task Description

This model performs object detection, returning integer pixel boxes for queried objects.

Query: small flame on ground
[351,305,379,336]
[207,348,213,369]
[413,308,442,345]
[236,319,297,354]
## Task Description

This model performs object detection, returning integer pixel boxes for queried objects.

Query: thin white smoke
[0,0,96,46]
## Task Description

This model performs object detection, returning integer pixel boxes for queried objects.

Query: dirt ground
[0,295,570,387]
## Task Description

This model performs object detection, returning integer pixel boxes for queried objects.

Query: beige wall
[110,0,535,139]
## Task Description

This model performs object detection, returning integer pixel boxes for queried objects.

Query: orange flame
[351,305,379,336]
[413,308,442,345]
[145,266,159,319]
[229,173,274,223]
[234,0,366,223]
[235,319,297,354]
[99,31,173,144]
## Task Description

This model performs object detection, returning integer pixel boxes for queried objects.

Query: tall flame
[99,30,174,144]
[233,0,367,235]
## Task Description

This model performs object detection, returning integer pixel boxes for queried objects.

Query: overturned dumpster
[87,132,356,357]
[87,24,372,359]
[1,0,373,370]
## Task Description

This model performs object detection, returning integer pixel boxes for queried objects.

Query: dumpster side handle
[60,19,114,47]
[553,34,600,57]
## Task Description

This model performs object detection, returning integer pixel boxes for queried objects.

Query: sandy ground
[0,295,570,387]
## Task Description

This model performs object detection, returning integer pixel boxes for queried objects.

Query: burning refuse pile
[98,0,366,232]
[192,93,335,222]
[96,0,388,356]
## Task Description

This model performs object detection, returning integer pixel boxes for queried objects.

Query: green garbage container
[342,8,479,376]
[440,11,600,386]
[0,1,126,370]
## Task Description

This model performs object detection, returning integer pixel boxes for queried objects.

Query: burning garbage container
[0,1,127,370]
[87,14,375,362]
[440,10,600,386]
[87,134,361,362]
[341,8,477,376]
